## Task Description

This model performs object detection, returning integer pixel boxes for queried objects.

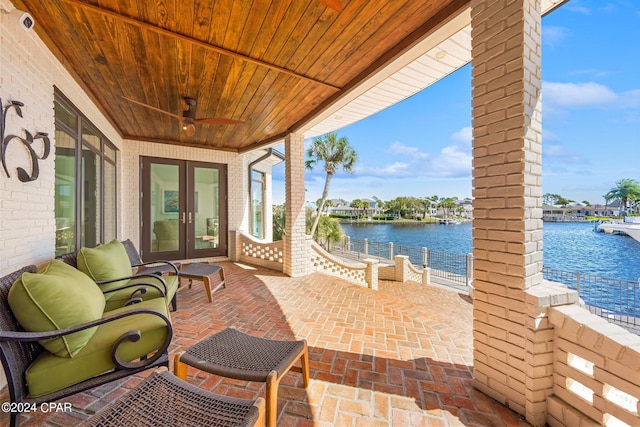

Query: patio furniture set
[0,240,309,426]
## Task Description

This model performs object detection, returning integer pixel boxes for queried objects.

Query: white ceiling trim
[296,0,566,141]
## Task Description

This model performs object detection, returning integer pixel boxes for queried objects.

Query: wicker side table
[174,327,310,427]
[178,263,226,303]
[82,371,264,427]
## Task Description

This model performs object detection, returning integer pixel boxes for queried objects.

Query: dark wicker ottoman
[174,328,309,427]
[82,371,264,427]
[178,263,226,303]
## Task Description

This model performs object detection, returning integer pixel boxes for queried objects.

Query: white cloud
[542,129,559,141]
[542,26,570,47]
[564,1,591,14]
[451,126,472,145]
[543,82,640,123]
[567,69,614,79]
[544,82,618,107]
[543,144,588,164]
[379,162,410,174]
[427,145,472,178]
[388,141,429,159]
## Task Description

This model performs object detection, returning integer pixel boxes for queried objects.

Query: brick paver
[5,262,530,426]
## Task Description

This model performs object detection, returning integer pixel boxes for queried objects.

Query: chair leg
[171,294,177,311]
[203,277,213,303]
[219,268,226,289]
[253,397,266,427]
[173,353,188,380]
[300,342,310,388]
[265,370,279,427]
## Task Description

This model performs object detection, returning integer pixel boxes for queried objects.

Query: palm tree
[313,216,344,250]
[372,196,385,219]
[438,197,457,219]
[350,199,363,219]
[305,132,358,236]
[605,178,640,215]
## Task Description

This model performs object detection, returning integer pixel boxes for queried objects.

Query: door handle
[181,212,186,224]
[188,212,193,224]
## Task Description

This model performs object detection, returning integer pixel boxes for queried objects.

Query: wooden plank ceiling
[15,0,467,152]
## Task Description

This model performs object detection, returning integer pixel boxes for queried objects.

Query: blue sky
[273,0,640,206]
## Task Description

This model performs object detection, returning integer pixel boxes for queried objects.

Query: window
[54,91,118,255]
[250,169,265,239]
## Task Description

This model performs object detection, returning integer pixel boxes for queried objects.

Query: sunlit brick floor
[8,261,531,426]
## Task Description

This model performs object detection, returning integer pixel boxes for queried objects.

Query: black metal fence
[334,237,472,287]
[336,236,639,334]
[543,267,640,334]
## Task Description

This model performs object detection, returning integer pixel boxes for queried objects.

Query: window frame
[54,89,118,252]
[250,169,266,239]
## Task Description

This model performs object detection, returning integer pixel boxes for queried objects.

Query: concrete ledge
[526,280,579,307]
[547,395,600,427]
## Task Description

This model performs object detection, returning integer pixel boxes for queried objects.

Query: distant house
[327,198,384,218]
[543,204,585,221]
[542,201,621,221]
[457,200,473,219]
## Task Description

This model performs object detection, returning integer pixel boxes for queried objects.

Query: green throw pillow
[77,239,132,287]
[8,259,106,358]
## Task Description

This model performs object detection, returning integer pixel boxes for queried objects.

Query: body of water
[340,221,640,282]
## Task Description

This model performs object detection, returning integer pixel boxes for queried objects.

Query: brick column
[284,133,308,277]
[470,0,549,424]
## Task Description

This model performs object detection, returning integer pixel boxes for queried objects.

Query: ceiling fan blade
[319,0,343,12]
[194,118,245,125]
[121,96,183,120]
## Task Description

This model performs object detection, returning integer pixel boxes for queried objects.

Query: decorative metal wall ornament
[0,98,50,182]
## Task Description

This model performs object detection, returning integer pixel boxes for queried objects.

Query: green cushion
[8,259,105,358]
[101,275,179,312]
[25,298,170,397]
[77,240,133,294]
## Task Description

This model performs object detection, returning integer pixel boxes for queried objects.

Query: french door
[140,157,227,261]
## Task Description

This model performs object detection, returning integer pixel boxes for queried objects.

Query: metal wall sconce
[0,98,50,182]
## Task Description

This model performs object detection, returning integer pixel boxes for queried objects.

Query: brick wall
[120,140,243,247]
[284,133,308,277]
[0,0,274,272]
[548,304,640,426]
[0,0,121,274]
[470,0,548,424]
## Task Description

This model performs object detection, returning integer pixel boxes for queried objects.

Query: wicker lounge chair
[174,327,309,427]
[0,265,171,427]
[81,371,265,427]
[121,239,180,277]
[57,240,179,311]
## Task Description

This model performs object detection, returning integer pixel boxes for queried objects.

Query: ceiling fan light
[183,122,196,136]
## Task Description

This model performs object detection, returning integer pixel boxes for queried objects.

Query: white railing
[547,303,640,426]
[230,233,433,290]
[308,240,375,288]
[229,230,284,272]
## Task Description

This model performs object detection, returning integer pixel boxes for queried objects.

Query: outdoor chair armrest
[0,307,171,342]
[99,281,166,299]
[96,273,168,295]
[0,308,173,369]
[132,260,180,276]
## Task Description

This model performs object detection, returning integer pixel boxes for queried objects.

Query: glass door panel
[251,170,264,239]
[192,166,219,251]
[149,163,181,254]
[141,157,226,260]
[54,129,76,256]
[81,145,101,248]
[103,160,117,242]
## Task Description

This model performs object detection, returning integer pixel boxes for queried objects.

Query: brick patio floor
[7,261,531,426]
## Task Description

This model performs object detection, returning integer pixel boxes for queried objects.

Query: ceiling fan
[122,96,244,136]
